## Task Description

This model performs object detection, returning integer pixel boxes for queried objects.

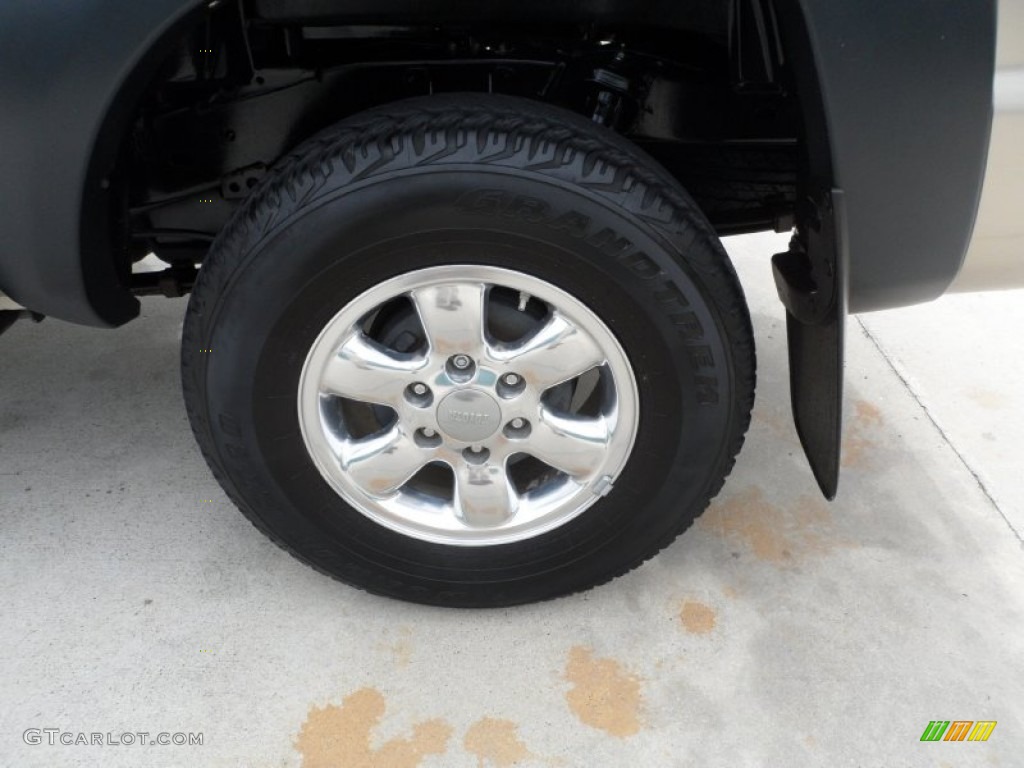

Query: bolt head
[412,383,427,395]
[452,355,471,370]
[511,418,525,429]
[422,428,436,438]
[505,373,520,386]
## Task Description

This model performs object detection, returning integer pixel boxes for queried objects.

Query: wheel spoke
[339,427,432,498]
[497,312,606,391]
[527,408,611,478]
[321,332,425,407]
[300,264,641,546]
[410,282,488,360]
[453,459,519,528]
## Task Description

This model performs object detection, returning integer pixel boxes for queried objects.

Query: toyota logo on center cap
[436,390,502,442]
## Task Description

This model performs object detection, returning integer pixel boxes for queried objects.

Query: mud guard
[771,188,848,499]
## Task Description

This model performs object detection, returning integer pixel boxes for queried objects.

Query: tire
[181,94,755,607]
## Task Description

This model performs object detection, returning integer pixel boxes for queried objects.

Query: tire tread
[181,94,756,606]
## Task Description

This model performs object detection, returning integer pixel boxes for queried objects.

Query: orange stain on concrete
[390,639,413,668]
[700,487,846,565]
[722,585,739,600]
[463,717,531,767]
[294,687,451,768]
[751,408,797,440]
[841,435,871,468]
[679,599,717,634]
[563,646,643,738]
[968,388,1010,410]
[854,399,882,425]
[842,399,883,468]
[380,627,414,668]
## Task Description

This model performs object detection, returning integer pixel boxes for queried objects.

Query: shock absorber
[588,49,633,128]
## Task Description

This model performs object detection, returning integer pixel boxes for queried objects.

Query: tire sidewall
[193,166,737,602]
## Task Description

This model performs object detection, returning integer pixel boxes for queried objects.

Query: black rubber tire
[181,94,755,607]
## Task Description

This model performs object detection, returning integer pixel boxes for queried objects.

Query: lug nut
[446,354,476,382]
[497,371,526,398]
[462,446,491,465]
[504,418,532,439]
[414,427,442,448]
[405,382,433,406]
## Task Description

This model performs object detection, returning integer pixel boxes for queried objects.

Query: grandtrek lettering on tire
[457,188,719,400]
[182,94,755,607]
[458,190,644,261]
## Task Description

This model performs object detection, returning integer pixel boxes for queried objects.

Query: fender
[769,0,995,496]
[0,0,204,327]
[0,2,997,499]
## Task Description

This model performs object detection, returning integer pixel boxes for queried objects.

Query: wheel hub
[436,389,501,442]
[297,265,639,546]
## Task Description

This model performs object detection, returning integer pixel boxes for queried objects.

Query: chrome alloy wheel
[298,265,640,546]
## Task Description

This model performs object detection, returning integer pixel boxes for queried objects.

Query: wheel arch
[0,0,207,327]
[768,0,995,497]
[1,0,764,326]
[0,1,996,322]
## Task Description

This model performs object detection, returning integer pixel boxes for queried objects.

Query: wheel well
[112,0,800,295]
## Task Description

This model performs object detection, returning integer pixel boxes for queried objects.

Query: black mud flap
[771,189,848,499]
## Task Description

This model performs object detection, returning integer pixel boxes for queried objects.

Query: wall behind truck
[952,0,1024,292]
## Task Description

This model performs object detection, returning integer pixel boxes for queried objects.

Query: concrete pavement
[1,232,1022,767]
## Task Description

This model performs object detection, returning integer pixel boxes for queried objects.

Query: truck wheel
[181,95,755,607]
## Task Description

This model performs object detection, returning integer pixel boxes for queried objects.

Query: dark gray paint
[0,0,200,326]
[794,0,996,312]
[0,0,998,325]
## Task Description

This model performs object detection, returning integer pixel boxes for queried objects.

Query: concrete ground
[1,232,1022,768]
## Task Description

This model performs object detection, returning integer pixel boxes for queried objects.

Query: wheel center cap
[436,389,502,442]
